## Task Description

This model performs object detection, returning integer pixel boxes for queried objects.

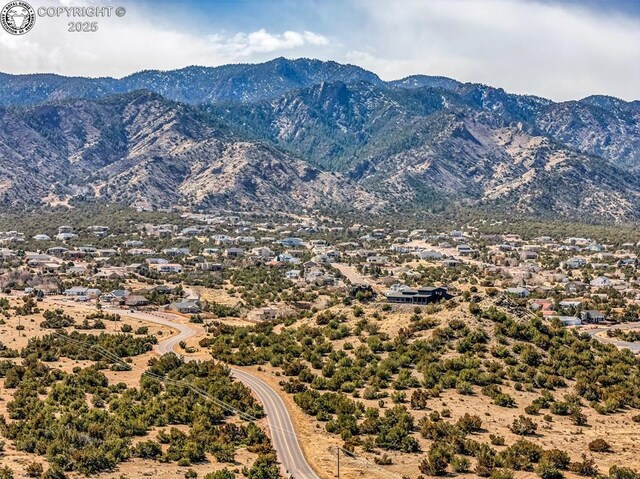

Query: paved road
[104,308,198,355]
[107,308,320,479]
[232,368,319,479]
[580,321,640,354]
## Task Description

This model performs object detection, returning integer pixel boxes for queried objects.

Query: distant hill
[0,57,382,106]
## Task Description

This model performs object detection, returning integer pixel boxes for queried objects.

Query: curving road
[106,308,320,479]
[232,368,319,479]
[580,321,640,354]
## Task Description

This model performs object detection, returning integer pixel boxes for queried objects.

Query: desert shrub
[541,449,570,469]
[608,466,640,479]
[25,462,43,478]
[456,413,482,433]
[451,455,471,472]
[494,393,516,407]
[588,439,611,453]
[489,470,514,479]
[510,415,538,436]
[568,454,598,476]
[498,439,543,471]
[536,462,564,479]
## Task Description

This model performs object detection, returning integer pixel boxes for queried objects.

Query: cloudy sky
[0,0,638,101]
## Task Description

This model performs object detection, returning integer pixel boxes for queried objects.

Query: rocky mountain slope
[206,80,640,220]
[0,92,378,212]
[0,58,638,220]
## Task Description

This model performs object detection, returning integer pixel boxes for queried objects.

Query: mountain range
[0,57,638,221]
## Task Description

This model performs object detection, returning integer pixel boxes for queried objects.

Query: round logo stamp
[1,1,36,35]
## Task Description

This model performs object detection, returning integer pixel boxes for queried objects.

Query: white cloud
[0,0,637,100]
[224,29,328,56]
[345,0,640,100]
[0,1,330,77]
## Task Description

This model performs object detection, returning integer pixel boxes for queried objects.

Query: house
[124,295,150,307]
[100,292,118,303]
[85,288,102,298]
[366,255,389,265]
[196,262,223,271]
[505,287,530,298]
[101,289,130,303]
[590,276,612,288]
[33,234,51,241]
[555,316,582,326]
[236,236,256,244]
[225,248,244,258]
[564,281,588,294]
[280,237,303,248]
[146,258,169,265]
[580,310,606,323]
[384,286,452,305]
[151,263,183,273]
[559,300,583,310]
[416,250,443,260]
[45,247,68,256]
[64,286,88,296]
[285,270,301,279]
[145,224,175,238]
[457,244,473,255]
[55,233,77,241]
[64,286,101,299]
[276,253,299,264]
[304,267,325,281]
[565,257,587,269]
[530,299,553,311]
[88,226,110,238]
[442,258,461,268]
[162,247,190,256]
[67,266,88,276]
[520,250,539,260]
[123,240,144,248]
[250,246,274,258]
[618,258,637,268]
[181,227,201,237]
[212,235,234,244]
[128,248,155,255]
[167,299,201,314]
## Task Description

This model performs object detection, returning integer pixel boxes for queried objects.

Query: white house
[151,263,183,273]
[505,287,530,298]
[590,276,612,288]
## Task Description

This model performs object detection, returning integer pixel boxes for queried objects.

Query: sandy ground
[1,293,639,479]
[226,301,640,479]
[0,294,263,478]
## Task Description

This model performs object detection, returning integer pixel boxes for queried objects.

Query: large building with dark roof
[384,287,452,304]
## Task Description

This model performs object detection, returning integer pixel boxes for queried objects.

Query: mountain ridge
[0,58,638,221]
